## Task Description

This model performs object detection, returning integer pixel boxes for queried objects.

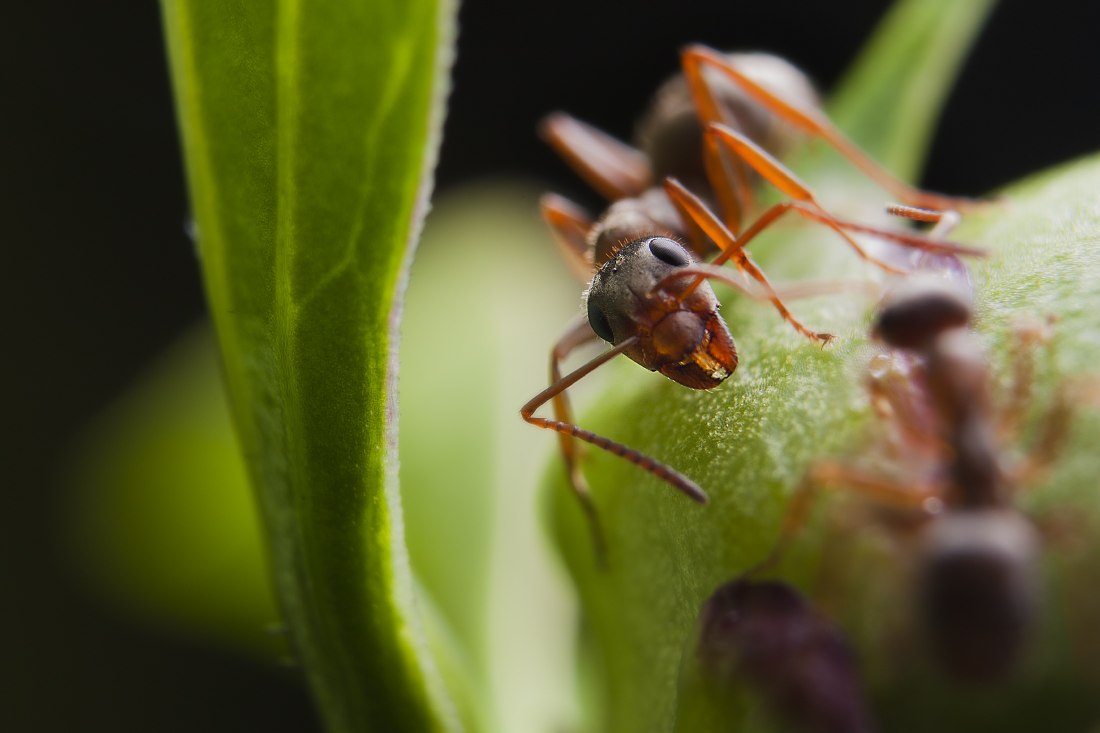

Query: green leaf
[161,1,460,731]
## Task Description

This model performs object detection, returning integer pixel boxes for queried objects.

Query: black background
[3,1,1098,730]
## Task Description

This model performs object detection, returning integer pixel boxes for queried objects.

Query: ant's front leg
[521,332,708,563]
[663,177,834,343]
[548,314,602,489]
[704,126,984,273]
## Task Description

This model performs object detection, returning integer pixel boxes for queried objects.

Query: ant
[522,47,983,556]
[779,274,1076,682]
[695,577,875,733]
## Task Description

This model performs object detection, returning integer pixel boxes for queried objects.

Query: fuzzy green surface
[161,1,460,731]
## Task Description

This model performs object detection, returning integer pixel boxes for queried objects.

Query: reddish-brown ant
[782,275,1076,682]
[523,47,982,555]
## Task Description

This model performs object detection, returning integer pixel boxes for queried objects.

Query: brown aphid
[526,47,982,558]
[698,578,876,733]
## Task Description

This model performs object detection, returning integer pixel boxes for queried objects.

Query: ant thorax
[590,188,686,264]
[585,236,737,389]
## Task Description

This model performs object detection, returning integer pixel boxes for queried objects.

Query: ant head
[917,509,1040,683]
[698,579,874,733]
[586,236,737,389]
[873,275,972,350]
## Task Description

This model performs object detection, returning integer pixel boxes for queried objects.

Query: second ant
[778,275,1082,682]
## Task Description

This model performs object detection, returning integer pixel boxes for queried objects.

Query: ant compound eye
[587,301,615,343]
[648,237,692,267]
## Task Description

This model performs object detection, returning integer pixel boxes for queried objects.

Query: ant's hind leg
[540,112,652,201]
[681,45,979,213]
[544,315,605,558]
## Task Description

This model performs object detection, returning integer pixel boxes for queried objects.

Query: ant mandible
[522,47,983,556]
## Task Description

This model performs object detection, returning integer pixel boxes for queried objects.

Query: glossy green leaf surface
[161,1,459,730]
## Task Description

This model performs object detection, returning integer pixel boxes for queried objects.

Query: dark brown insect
[696,578,876,733]
[787,275,1072,682]
[522,47,981,556]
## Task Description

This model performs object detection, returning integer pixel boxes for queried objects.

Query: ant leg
[658,264,879,305]
[866,352,944,455]
[522,334,709,555]
[539,112,651,201]
[700,113,752,234]
[523,334,707,503]
[540,193,595,281]
[1012,384,1074,489]
[885,205,968,275]
[706,125,985,270]
[681,45,978,212]
[545,315,605,557]
[760,462,938,570]
[886,204,962,239]
[550,315,601,470]
[663,178,837,343]
[656,263,842,343]
[998,316,1055,443]
[664,177,829,341]
[739,200,983,264]
[665,175,982,326]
